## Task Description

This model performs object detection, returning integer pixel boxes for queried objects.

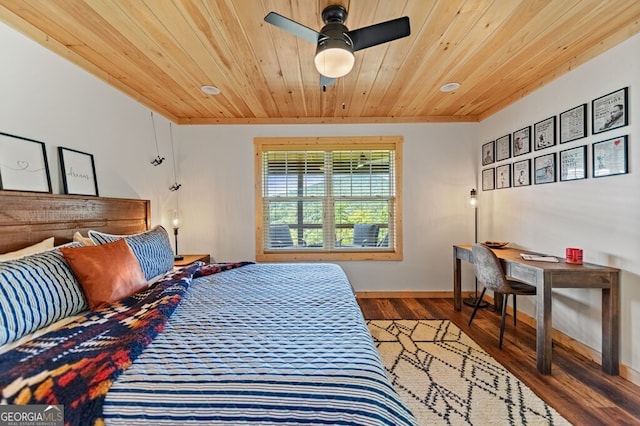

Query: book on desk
[520,253,559,262]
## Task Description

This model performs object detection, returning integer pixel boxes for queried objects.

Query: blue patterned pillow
[88,226,174,281]
[0,246,87,346]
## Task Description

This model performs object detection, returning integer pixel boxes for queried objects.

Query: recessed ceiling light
[440,82,461,92]
[201,85,220,95]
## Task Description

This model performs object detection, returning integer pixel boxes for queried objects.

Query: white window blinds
[260,147,396,252]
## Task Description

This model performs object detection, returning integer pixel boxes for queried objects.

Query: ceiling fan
[264,5,410,89]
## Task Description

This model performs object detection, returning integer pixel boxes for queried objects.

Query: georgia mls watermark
[0,405,63,426]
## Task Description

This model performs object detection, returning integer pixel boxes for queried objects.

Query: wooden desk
[453,244,619,375]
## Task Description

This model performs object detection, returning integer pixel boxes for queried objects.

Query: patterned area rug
[367,319,571,425]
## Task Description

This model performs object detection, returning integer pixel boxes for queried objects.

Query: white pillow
[0,237,55,261]
[73,231,96,246]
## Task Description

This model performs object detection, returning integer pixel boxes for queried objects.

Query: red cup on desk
[566,247,583,264]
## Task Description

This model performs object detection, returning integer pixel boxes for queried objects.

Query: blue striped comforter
[103,263,416,425]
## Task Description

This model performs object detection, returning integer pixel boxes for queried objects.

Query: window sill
[256,250,402,262]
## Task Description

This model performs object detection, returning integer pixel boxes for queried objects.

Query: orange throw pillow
[60,238,148,310]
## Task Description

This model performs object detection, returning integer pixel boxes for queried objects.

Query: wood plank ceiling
[0,0,638,125]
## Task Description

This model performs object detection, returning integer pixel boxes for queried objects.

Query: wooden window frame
[254,136,403,262]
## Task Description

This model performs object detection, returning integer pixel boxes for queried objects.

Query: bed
[0,191,415,425]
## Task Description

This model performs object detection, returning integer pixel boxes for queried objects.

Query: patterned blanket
[0,261,252,426]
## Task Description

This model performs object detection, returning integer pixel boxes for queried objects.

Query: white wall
[0,21,178,228]
[2,17,638,375]
[479,33,640,373]
[175,123,477,292]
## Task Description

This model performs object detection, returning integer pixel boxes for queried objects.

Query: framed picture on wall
[560,104,587,143]
[495,134,511,161]
[592,87,628,134]
[534,153,556,184]
[513,126,531,157]
[0,132,52,193]
[482,168,495,191]
[495,164,511,189]
[513,159,531,187]
[560,145,587,181]
[58,147,99,196]
[534,116,556,150]
[592,135,628,178]
[482,140,495,165]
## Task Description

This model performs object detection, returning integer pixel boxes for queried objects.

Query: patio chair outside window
[269,225,295,248]
[352,224,380,247]
[337,224,381,247]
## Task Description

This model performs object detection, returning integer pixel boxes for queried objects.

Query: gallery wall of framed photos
[481,87,629,191]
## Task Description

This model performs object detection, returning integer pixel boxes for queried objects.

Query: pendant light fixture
[168,123,181,191]
[149,112,165,166]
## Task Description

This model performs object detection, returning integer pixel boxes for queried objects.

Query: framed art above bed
[58,147,99,196]
[0,132,51,193]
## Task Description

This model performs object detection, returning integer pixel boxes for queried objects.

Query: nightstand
[173,254,211,268]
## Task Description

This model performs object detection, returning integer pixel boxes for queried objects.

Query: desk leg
[536,272,553,375]
[602,271,620,375]
[453,248,462,311]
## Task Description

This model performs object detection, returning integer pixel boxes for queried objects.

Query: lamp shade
[172,210,180,229]
[468,188,478,208]
[314,40,355,78]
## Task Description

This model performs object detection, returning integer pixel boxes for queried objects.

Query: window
[255,136,402,261]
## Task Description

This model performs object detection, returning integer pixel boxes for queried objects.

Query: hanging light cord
[169,122,181,191]
[150,112,164,166]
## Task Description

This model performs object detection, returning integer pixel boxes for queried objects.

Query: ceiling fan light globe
[314,47,354,78]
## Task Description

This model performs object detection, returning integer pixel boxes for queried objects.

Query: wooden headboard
[0,190,150,253]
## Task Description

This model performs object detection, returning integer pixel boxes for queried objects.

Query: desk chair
[468,243,537,349]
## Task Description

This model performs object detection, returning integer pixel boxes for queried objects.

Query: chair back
[471,243,512,293]
[353,224,380,247]
[269,225,294,248]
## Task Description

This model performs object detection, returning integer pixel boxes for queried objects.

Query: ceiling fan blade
[264,12,321,45]
[348,16,410,52]
[320,74,336,90]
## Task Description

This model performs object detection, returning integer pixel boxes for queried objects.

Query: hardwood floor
[358,297,640,426]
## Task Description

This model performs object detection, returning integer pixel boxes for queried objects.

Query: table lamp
[172,210,183,261]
